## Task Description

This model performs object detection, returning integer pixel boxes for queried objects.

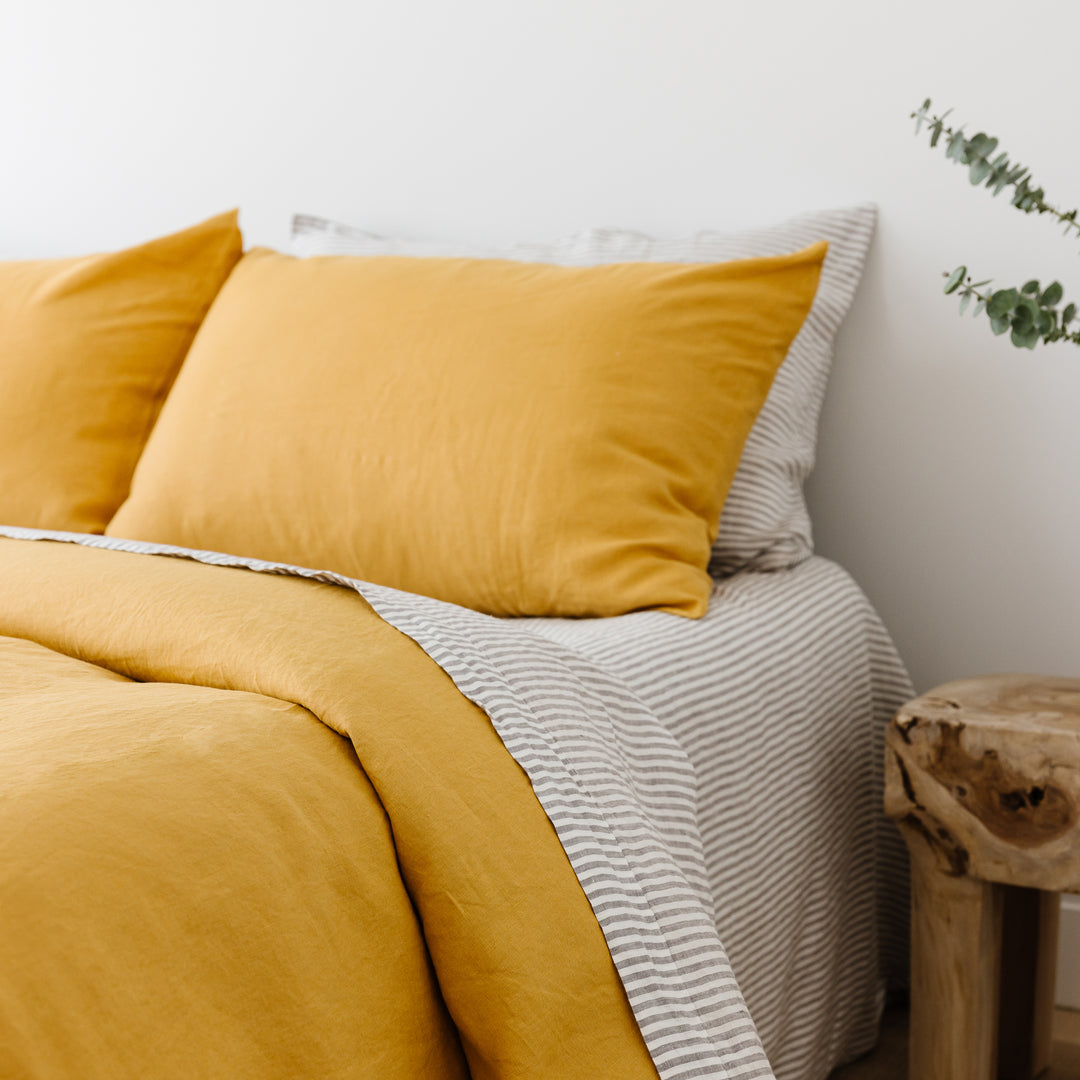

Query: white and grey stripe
[518,557,912,1080]
[289,205,877,580]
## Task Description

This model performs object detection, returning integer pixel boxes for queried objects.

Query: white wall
[2,3,1078,733]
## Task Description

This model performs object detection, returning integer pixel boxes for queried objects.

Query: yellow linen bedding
[0,538,658,1080]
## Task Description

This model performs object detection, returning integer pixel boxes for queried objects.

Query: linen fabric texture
[291,205,877,576]
[0,211,243,533]
[0,535,659,1080]
[108,244,825,618]
[0,525,778,1079]
[522,556,912,1079]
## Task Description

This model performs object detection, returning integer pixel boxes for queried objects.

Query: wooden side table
[884,674,1080,1080]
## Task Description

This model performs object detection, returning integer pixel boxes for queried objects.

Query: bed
[0,203,911,1080]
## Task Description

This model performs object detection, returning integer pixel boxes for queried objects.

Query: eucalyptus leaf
[946,131,967,160]
[987,288,1019,318]
[1022,280,1040,295]
[990,315,1011,335]
[944,266,967,294]
[1064,303,1077,326]
[1011,325,1040,349]
[959,292,972,314]
[1012,305,1034,331]
[1040,281,1064,306]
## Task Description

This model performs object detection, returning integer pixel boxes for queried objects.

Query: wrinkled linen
[0,530,774,1080]
[522,558,913,1079]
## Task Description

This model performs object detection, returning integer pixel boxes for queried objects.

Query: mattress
[521,556,913,1080]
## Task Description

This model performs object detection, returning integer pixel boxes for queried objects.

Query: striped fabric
[522,557,913,1079]
[1,527,911,1079]
[289,206,877,578]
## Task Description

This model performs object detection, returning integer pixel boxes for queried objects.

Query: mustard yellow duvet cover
[0,538,659,1079]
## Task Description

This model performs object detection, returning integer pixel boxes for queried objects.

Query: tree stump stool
[885,674,1080,1080]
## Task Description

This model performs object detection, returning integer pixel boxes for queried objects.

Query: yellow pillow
[0,212,243,533]
[108,243,825,617]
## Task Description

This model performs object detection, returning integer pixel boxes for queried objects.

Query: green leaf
[990,169,1011,196]
[987,288,1020,317]
[1011,325,1040,349]
[1022,280,1040,295]
[1040,281,1064,307]
[1012,305,1034,331]
[974,299,987,317]
[969,160,991,185]
[1063,303,1077,326]
[990,314,1011,335]
[959,292,972,314]
[971,279,993,288]
[929,120,944,147]
[944,266,967,294]
[1036,310,1053,335]
[946,131,967,160]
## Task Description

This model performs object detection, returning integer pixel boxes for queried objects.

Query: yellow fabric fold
[0,538,658,1080]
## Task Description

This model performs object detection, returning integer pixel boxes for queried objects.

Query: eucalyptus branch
[912,99,1080,240]
[913,97,1080,351]
[942,266,1080,349]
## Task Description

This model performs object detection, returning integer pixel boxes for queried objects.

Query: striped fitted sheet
[2,528,909,1079]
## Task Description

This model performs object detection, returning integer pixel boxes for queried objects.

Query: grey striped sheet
[289,206,877,579]
[2,527,912,1078]
[520,557,913,1080]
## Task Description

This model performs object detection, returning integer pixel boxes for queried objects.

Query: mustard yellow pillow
[0,212,243,533]
[108,244,825,617]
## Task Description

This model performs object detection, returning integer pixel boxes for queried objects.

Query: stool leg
[998,887,1060,1080]
[905,838,1004,1080]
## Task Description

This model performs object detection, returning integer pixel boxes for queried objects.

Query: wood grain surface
[884,674,1080,1080]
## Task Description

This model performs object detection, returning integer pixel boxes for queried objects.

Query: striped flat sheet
[2,527,910,1079]
[522,556,913,1080]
